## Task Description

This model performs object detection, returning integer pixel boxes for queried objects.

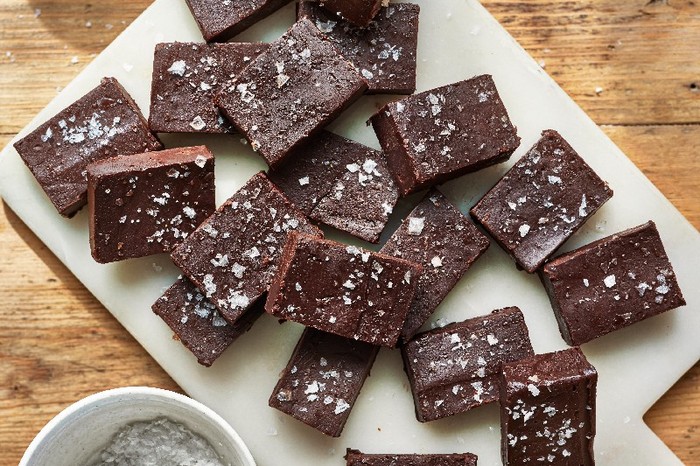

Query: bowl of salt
[19,386,256,466]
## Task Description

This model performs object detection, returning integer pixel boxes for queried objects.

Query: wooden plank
[0,1,697,465]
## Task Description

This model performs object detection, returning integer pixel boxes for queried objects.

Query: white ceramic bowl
[19,386,256,466]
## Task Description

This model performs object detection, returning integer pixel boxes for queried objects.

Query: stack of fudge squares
[12,0,686,464]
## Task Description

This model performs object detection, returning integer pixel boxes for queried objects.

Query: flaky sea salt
[87,418,227,466]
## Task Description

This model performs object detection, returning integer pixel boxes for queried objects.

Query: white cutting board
[0,1,698,465]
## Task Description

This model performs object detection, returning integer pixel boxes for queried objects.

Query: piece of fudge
[370,75,520,197]
[401,307,534,422]
[152,276,264,367]
[499,347,597,466]
[268,131,398,243]
[471,129,613,273]
[216,18,368,168]
[298,2,420,94]
[541,220,685,346]
[381,190,490,341]
[184,0,292,42]
[13,77,162,217]
[269,328,379,437]
[149,42,268,134]
[171,172,322,324]
[317,0,383,27]
[266,232,421,347]
[345,449,478,466]
[87,146,216,263]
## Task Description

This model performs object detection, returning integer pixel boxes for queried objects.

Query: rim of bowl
[19,386,256,466]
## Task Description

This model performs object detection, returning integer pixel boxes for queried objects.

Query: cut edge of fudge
[87,145,215,263]
[345,449,478,466]
[13,77,162,217]
[499,347,597,466]
[268,328,380,437]
[470,129,613,273]
[540,220,686,346]
[265,231,422,347]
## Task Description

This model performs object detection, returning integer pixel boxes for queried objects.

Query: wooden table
[0,1,697,464]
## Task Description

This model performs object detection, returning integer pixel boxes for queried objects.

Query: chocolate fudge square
[266,232,421,347]
[87,146,216,263]
[269,328,379,437]
[184,0,292,42]
[269,131,398,243]
[171,172,322,324]
[541,221,686,346]
[13,77,162,217]
[401,307,534,422]
[370,74,520,196]
[345,449,478,466]
[381,189,490,341]
[298,2,419,94]
[149,42,267,134]
[317,0,383,27]
[499,347,597,466]
[471,129,613,273]
[216,18,368,168]
[152,276,263,367]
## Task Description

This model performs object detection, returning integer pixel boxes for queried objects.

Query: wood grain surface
[0,0,698,464]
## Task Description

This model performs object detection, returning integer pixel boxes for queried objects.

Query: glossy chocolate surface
[345,449,478,466]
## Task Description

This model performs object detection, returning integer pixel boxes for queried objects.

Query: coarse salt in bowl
[19,386,256,466]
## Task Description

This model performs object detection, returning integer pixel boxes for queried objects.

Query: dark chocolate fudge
[87,146,216,263]
[499,347,597,466]
[269,328,379,437]
[541,220,685,346]
[381,189,490,341]
[317,0,383,27]
[298,2,420,94]
[266,232,421,347]
[401,307,534,422]
[370,75,520,196]
[149,42,268,134]
[171,172,322,324]
[471,129,613,273]
[13,77,162,217]
[269,131,398,243]
[216,18,368,168]
[152,276,263,367]
[184,0,292,42]
[345,449,478,466]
